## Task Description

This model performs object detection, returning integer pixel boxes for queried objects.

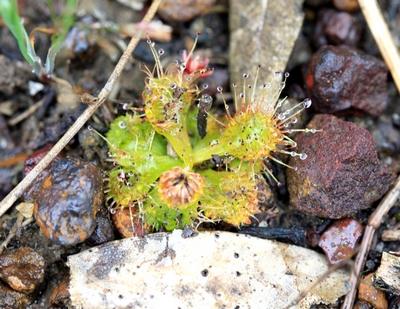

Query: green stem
[193,143,225,165]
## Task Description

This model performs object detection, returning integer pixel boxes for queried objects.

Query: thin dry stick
[8,98,44,126]
[0,0,162,218]
[342,177,400,309]
[358,0,400,90]
[284,259,353,309]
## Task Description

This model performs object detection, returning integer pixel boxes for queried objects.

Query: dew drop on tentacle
[303,98,312,109]
[87,125,93,131]
[202,84,209,90]
[217,86,223,92]
[299,153,307,160]
[277,113,286,120]
[158,49,165,56]
[119,121,127,129]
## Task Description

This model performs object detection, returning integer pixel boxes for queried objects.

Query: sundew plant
[104,40,316,232]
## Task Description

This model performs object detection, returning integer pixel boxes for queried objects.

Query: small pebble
[354,300,373,309]
[111,206,145,238]
[24,156,103,246]
[333,0,360,12]
[49,278,70,308]
[318,218,363,264]
[0,282,31,309]
[313,9,361,47]
[158,0,216,22]
[287,114,393,218]
[372,118,400,154]
[0,247,46,294]
[358,273,388,309]
[306,45,388,116]
[87,212,115,245]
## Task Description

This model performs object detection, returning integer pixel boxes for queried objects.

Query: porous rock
[288,114,393,218]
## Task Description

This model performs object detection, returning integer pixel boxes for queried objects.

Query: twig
[358,0,400,90]
[342,176,400,309]
[8,98,44,126]
[0,216,34,255]
[0,0,162,218]
[341,1,400,307]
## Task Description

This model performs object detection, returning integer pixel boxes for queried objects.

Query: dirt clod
[0,55,31,96]
[318,218,363,264]
[0,247,46,294]
[287,114,393,218]
[24,156,103,246]
[87,212,115,245]
[0,282,31,309]
[306,45,388,116]
[49,277,70,308]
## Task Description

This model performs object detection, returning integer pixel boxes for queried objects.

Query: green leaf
[45,0,77,74]
[0,0,39,68]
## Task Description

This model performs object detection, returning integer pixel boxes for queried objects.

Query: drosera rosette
[193,68,317,182]
[103,39,318,233]
[142,38,213,167]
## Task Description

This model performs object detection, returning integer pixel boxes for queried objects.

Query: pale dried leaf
[68,230,350,309]
[229,0,304,98]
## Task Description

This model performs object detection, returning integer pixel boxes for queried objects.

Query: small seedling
[0,0,77,77]
[105,40,316,232]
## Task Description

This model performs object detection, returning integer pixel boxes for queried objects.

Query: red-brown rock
[306,45,388,116]
[358,273,388,309]
[0,247,46,294]
[313,9,361,47]
[287,114,393,218]
[318,218,363,264]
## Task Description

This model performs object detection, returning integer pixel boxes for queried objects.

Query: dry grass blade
[358,0,400,90]
[342,177,400,309]
[341,1,400,307]
[0,0,162,218]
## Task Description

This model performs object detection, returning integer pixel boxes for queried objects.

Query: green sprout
[0,0,77,77]
[105,41,315,232]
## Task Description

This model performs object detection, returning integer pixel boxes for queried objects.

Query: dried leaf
[68,230,349,308]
